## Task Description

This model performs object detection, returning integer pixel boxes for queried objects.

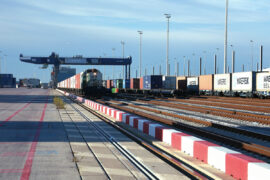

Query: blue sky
[0,0,269,82]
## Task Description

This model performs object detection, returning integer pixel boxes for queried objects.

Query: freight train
[105,71,270,98]
[57,69,107,97]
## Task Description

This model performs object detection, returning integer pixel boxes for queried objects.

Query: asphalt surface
[0,88,80,180]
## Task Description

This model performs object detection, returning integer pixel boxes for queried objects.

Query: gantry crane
[20,52,132,88]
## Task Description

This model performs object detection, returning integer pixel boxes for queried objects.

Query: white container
[214,73,231,92]
[71,76,75,89]
[232,72,256,92]
[187,77,199,91]
[162,76,176,89]
[256,72,270,92]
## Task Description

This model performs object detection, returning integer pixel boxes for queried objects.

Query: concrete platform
[0,88,80,180]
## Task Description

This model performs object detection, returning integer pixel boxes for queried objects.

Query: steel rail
[65,96,209,180]
[67,100,160,180]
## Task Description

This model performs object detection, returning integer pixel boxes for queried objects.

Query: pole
[200,57,202,76]
[138,31,143,77]
[165,14,171,76]
[232,50,235,73]
[250,40,254,71]
[260,45,263,71]
[112,48,115,79]
[159,65,162,75]
[183,56,186,76]
[145,68,147,76]
[188,60,190,76]
[0,56,1,74]
[192,53,195,76]
[214,54,217,74]
[224,0,228,73]
[121,41,125,79]
[242,64,245,72]
[177,62,179,76]
[175,58,177,76]
[153,66,155,75]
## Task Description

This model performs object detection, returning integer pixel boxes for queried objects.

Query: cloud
[13,0,270,24]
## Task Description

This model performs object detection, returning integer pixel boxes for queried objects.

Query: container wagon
[187,77,199,94]
[232,71,256,97]
[162,76,176,90]
[143,75,162,90]
[130,78,140,89]
[199,75,214,95]
[213,73,232,96]
[255,71,270,98]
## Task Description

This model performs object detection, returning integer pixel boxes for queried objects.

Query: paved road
[0,88,80,180]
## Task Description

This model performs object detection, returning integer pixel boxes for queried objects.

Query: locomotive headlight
[93,72,97,76]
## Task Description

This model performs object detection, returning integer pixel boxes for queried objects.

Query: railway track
[188,96,270,107]
[165,97,270,113]
[141,98,270,125]
[96,96,270,159]
[60,93,210,180]
[199,95,270,103]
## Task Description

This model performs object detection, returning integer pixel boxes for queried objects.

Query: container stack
[0,74,16,88]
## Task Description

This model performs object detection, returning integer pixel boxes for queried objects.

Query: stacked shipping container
[0,74,16,88]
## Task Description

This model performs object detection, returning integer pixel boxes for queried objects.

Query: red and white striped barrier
[57,90,270,180]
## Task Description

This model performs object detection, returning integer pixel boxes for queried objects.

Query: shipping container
[140,77,144,89]
[187,77,199,92]
[110,80,114,88]
[113,80,117,88]
[27,78,40,88]
[130,78,140,89]
[116,79,123,89]
[162,76,176,90]
[232,71,256,92]
[176,76,187,91]
[0,74,13,78]
[214,73,232,92]
[255,72,270,98]
[199,75,214,94]
[106,80,111,89]
[123,79,130,89]
[112,88,119,93]
[143,75,162,90]
[256,72,270,92]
